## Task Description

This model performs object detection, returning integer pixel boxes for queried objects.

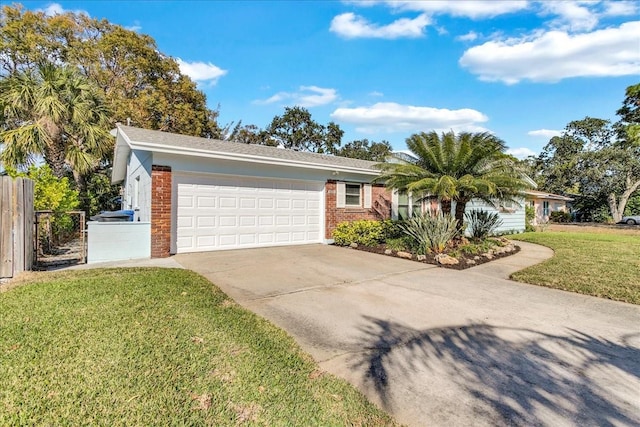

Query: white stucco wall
[124,149,152,222]
[87,222,151,263]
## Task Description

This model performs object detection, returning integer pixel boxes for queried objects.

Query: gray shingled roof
[118,125,380,171]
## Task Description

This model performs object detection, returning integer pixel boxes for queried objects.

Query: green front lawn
[0,269,395,426]
[511,230,640,305]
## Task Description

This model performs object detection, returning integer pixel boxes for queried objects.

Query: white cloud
[38,2,87,16]
[176,59,227,84]
[506,147,537,159]
[125,21,142,32]
[456,31,479,42]
[459,21,640,84]
[254,86,339,107]
[369,91,384,97]
[388,0,530,19]
[346,0,529,19]
[540,1,599,31]
[602,1,639,17]
[528,129,563,138]
[330,12,430,39]
[330,102,489,133]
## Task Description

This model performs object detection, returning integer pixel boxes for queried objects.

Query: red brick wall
[151,165,172,258]
[325,180,392,239]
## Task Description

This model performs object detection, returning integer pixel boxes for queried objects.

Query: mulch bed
[341,241,521,270]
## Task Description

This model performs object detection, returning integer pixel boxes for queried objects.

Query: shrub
[465,209,503,240]
[385,236,415,252]
[332,220,387,246]
[525,205,536,232]
[549,211,571,223]
[399,213,458,254]
[592,206,613,223]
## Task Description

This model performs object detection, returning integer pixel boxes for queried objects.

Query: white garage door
[174,173,323,253]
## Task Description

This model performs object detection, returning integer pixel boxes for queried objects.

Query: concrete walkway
[176,243,640,427]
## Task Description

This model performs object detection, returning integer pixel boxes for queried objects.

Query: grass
[0,268,396,426]
[511,228,640,305]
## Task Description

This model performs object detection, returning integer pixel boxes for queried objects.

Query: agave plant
[399,212,458,254]
[465,209,503,240]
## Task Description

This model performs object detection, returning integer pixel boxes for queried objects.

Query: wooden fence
[0,176,35,278]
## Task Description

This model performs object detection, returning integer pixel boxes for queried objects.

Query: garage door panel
[240,198,256,209]
[197,216,215,227]
[239,216,256,227]
[219,235,238,246]
[219,216,237,227]
[176,174,323,253]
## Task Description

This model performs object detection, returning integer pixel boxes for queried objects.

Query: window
[398,192,410,219]
[543,201,550,217]
[345,184,361,206]
[397,191,427,219]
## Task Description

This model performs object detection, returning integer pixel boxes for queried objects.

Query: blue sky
[24,1,640,158]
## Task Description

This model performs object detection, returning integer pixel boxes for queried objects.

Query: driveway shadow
[351,317,640,426]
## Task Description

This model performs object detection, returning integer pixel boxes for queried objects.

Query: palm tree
[0,63,112,183]
[377,131,532,231]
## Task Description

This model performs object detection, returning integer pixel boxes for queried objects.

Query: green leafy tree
[226,121,272,145]
[624,192,640,216]
[266,106,343,154]
[537,111,640,222]
[8,165,79,212]
[337,139,392,161]
[0,63,112,182]
[8,165,80,242]
[377,131,531,231]
[615,83,640,145]
[0,4,222,138]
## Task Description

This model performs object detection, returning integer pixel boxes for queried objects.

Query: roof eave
[111,128,131,184]
[127,140,380,176]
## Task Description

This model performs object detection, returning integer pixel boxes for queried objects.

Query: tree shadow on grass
[351,317,640,426]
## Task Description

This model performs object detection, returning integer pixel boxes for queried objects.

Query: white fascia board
[111,129,131,184]
[126,140,381,177]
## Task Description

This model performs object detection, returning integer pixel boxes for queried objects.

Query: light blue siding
[464,198,525,234]
[124,149,152,222]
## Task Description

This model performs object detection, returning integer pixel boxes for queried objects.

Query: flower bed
[340,238,520,270]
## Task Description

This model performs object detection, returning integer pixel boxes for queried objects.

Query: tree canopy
[535,84,640,222]
[264,106,343,154]
[336,139,392,162]
[0,63,112,180]
[0,4,222,138]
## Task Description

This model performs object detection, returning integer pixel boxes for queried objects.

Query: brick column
[325,180,337,239]
[151,165,172,258]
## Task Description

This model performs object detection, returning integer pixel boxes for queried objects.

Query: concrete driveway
[175,244,640,427]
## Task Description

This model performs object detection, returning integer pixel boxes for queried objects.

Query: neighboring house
[525,190,574,225]
[111,126,526,257]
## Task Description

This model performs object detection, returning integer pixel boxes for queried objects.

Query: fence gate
[35,210,86,270]
[0,176,35,279]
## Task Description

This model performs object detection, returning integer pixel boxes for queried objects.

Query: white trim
[336,182,346,208]
[363,184,372,209]
[344,182,362,207]
[391,189,399,220]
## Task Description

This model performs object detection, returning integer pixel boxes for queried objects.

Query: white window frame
[345,183,362,207]
[336,182,372,209]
